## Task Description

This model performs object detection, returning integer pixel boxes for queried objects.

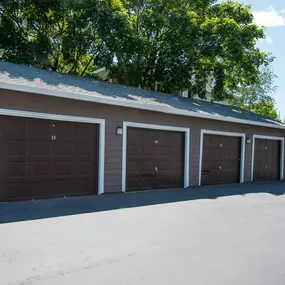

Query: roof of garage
[0,61,284,130]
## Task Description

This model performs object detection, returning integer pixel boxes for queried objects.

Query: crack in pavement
[14,252,136,285]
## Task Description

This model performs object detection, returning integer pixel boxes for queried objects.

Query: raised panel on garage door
[126,127,184,191]
[253,139,280,181]
[202,134,241,185]
[0,116,99,201]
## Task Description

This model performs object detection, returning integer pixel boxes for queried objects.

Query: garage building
[0,62,284,201]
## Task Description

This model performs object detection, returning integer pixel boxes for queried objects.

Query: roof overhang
[0,81,285,131]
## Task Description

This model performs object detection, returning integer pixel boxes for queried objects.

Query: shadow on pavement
[1,181,285,224]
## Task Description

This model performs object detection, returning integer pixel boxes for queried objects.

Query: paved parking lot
[1,181,285,285]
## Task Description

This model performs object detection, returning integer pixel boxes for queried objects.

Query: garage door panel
[31,163,51,177]
[128,128,156,145]
[202,134,241,185]
[222,137,241,149]
[139,162,155,171]
[221,149,240,159]
[5,162,29,178]
[29,180,92,198]
[202,161,210,171]
[254,139,280,181]
[255,139,266,150]
[142,146,156,155]
[74,123,95,138]
[29,180,53,197]
[154,155,181,163]
[28,119,50,140]
[202,172,239,185]
[52,121,74,138]
[74,142,95,156]
[127,177,155,191]
[209,135,221,147]
[126,177,141,189]
[51,162,73,176]
[126,127,185,191]
[0,116,99,201]
[128,146,156,156]
[157,146,182,157]
[157,131,183,146]
[1,182,31,200]
[52,142,74,156]
[155,176,183,189]
[222,174,239,183]
[74,162,95,175]
[156,146,170,155]
[52,181,75,194]
[6,142,27,157]
[29,142,50,157]
[156,162,172,170]
[127,128,144,145]
[204,149,221,161]
[157,161,183,171]
[5,117,27,140]
[203,134,211,145]
[75,179,96,193]
[127,155,154,163]
[209,161,239,173]
[202,149,210,159]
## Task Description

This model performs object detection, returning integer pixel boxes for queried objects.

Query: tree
[229,65,279,120]
[0,0,272,103]
[0,0,131,75]
[110,0,270,101]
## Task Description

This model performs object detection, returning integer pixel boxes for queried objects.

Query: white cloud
[253,7,285,27]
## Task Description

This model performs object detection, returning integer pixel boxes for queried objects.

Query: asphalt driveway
[1,181,285,285]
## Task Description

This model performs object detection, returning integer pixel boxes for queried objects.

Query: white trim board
[0,108,105,195]
[1,81,285,131]
[251,135,284,182]
[199,130,246,186]
[122,122,190,192]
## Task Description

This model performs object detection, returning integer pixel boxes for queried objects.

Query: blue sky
[239,0,285,120]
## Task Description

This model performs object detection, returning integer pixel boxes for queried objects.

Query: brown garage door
[126,127,185,191]
[253,139,280,181]
[201,134,241,185]
[0,116,99,201]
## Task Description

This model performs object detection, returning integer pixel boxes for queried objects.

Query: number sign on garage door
[0,115,99,201]
[126,127,185,191]
[201,134,242,185]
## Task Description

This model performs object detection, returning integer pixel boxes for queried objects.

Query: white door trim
[0,108,105,195]
[199,130,246,186]
[251,134,284,182]
[122,122,190,192]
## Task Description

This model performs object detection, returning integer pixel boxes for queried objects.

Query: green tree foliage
[0,0,273,102]
[229,65,279,120]
[0,0,130,75]
[110,0,270,100]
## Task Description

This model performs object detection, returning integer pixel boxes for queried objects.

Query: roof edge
[0,81,285,131]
